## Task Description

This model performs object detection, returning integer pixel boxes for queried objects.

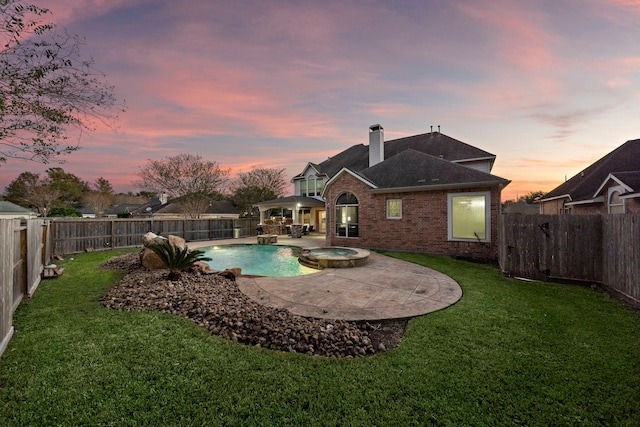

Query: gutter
[368,180,510,194]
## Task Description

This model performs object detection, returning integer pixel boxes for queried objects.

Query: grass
[1,249,639,426]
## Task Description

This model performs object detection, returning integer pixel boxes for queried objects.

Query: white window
[386,199,402,219]
[448,192,490,242]
[609,188,625,214]
[335,192,358,237]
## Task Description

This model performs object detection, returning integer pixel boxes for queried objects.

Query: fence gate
[499,214,603,283]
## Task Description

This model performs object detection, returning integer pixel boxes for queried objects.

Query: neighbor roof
[540,139,640,202]
[0,200,36,213]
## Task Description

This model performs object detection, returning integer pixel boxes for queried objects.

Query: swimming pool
[201,244,317,277]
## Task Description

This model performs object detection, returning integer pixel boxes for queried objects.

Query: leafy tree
[231,185,278,217]
[0,0,124,164]
[48,205,81,217]
[135,153,229,218]
[46,167,87,204]
[92,177,113,194]
[230,167,287,217]
[146,239,212,281]
[3,171,59,215]
[3,167,86,214]
[518,191,546,204]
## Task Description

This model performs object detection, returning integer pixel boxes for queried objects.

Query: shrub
[146,239,212,281]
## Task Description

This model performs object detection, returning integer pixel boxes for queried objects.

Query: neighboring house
[258,124,510,260]
[130,194,169,217]
[154,200,240,219]
[104,203,143,218]
[130,194,239,219]
[0,201,39,219]
[77,206,96,218]
[538,139,640,215]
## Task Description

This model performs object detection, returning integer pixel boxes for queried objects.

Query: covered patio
[254,196,326,235]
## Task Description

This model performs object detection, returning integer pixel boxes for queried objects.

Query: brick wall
[324,172,502,261]
[626,198,640,213]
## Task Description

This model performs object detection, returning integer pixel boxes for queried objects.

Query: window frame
[386,199,402,219]
[335,192,359,238]
[447,192,491,242]
[608,186,625,214]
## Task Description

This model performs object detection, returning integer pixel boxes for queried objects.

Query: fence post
[0,219,17,359]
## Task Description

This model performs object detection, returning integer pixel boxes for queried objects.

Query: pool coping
[191,235,462,321]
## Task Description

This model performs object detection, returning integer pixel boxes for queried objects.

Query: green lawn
[1,249,639,426]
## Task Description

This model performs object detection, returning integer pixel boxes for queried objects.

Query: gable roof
[254,195,325,208]
[0,200,36,214]
[360,149,508,190]
[540,139,640,202]
[308,131,497,181]
[326,149,508,193]
[104,203,143,215]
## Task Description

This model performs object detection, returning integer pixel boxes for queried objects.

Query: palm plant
[146,239,212,281]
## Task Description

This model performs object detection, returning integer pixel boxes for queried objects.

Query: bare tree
[235,167,288,197]
[135,153,229,218]
[0,0,124,164]
[80,190,112,217]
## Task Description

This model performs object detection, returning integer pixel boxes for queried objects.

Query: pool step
[298,252,321,270]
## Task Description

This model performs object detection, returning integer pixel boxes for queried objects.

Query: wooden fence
[499,214,640,304]
[0,219,51,359]
[51,217,260,254]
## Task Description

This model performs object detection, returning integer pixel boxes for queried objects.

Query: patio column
[293,203,301,224]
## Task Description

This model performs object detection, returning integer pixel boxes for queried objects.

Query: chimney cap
[369,124,383,132]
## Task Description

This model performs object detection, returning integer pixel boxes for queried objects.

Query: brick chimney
[369,124,384,167]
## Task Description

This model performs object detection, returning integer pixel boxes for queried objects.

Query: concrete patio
[191,233,462,321]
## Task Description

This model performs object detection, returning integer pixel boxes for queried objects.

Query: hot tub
[298,247,370,270]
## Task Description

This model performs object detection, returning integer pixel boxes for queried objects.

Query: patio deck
[191,233,462,321]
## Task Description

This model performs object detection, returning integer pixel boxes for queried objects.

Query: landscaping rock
[101,253,407,358]
[139,232,188,271]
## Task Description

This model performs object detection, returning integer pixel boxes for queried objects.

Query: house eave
[620,192,640,200]
[451,156,496,164]
[368,180,509,194]
[565,196,604,206]
[539,194,572,203]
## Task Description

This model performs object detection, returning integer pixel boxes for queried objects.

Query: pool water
[201,244,317,277]
[308,248,358,257]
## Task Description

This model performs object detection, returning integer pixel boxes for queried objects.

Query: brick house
[538,139,640,215]
[259,124,510,260]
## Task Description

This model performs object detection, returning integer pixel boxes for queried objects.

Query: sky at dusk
[1,0,639,201]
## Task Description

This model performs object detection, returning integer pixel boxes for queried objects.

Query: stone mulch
[100,253,407,358]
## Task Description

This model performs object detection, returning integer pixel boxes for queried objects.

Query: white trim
[593,173,633,198]
[448,191,491,242]
[539,194,572,203]
[608,186,625,214]
[451,156,496,164]
[386,199,402,219]
[565,196,604,206]
[368,180,508,194]
[620,192,640,200]
[321,168,377,197]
